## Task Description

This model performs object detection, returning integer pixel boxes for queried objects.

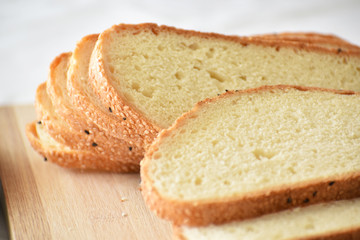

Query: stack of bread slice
[26,23,360,172]
[26,23,360,237]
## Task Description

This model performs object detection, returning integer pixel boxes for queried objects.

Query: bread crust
[141,85,360,226]
[36,81,144,165]
[26,121,139,172]
[43,52,144,164]
[173,225,360,240]
[252,32,360,53]
[67,34,143,149]
[89,23,360,150]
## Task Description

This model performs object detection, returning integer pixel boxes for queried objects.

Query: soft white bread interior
[141,85,360,226]
[175,198,360,240]
[90,23,360,148]
[26,121,140,172]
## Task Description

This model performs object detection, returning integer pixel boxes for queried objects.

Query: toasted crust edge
[36,81,144,164]
[25,121,140,173]
[141,85,360,226]
[252,32,360,52]
[67,34,144,148]
[43,52,145,163]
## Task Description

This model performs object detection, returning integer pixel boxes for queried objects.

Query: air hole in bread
[252,148,277,160]
[175,71,184,80]
[195,177,202,185]
[131,82,140,91]
[142,88,154,98]
[287,166,297,174]
[223,180,231,186]
[211,140,219,146]
[239,75,247,81]
[188,43,200,50]
[207,70,229,83]
[134,65,141,71]
[206,48,215,58]
[158,45,164,51]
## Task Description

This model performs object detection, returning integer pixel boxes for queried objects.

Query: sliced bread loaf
[141,85,360,226]
[35,81,143,164]
[67,34,143,147]
[35,83,143,172]
[175,198,360,240]
[44,52,144,164]
[70,32,356,149]
[26,121,139,172]
[90,23,360,148]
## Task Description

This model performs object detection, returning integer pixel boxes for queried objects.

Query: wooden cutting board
[0,105,172,240]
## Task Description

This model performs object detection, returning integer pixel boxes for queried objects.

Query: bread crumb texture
[103,27,360,128]
[149,88,360,200]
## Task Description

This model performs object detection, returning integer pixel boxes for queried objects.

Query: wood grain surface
[0,105,172,240]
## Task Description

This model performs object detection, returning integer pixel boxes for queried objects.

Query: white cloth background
[0,0,359,105]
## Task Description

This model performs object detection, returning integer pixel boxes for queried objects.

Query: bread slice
[141,85,360,226]
[174,198,360,240]
[89,23,360,148]
[25,121,139,172]
[67,34,143,147]
[71,32,356,149]
[36,81,143,163]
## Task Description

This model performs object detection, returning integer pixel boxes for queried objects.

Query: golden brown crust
[44,52,144,164]
[253,32,360,53]
[141,85,360,226]
[173,225,360,240]
[89,23,360,150]
[25,121,139,172]
[35,81,144,164]
[67,34,144,149]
